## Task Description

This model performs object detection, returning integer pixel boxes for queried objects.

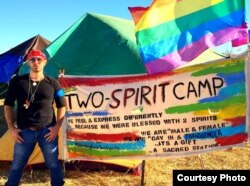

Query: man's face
[28,57,46,72]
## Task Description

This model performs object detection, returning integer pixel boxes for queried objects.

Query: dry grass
[0,143,249,186]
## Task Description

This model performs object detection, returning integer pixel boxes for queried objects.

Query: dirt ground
[0,143,249,186]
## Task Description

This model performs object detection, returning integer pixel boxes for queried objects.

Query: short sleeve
[54,79,66,108]
[4,76,18,106]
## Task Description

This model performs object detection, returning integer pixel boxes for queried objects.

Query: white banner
[59,56,249,160]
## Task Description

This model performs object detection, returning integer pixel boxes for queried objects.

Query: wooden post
[141,160,146,186]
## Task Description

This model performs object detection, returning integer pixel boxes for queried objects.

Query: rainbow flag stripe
[67,131,146,158]
[129,0,247,74]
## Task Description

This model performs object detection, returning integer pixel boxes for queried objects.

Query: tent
[0,35,50,83]
[19,13,147,77]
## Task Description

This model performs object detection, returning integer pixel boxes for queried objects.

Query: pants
[5,127,64,186]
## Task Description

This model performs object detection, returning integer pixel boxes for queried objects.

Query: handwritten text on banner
[60,56,249,160]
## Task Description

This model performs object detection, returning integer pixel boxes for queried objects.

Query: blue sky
[0,0,249,54]
[0,0,151,53]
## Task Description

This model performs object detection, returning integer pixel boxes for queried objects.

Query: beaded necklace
[23,77,42,109]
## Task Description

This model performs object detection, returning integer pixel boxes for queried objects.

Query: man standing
[4,50,66,186]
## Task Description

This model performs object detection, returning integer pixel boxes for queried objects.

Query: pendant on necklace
[24,100,30,109]
[33,82,37,86]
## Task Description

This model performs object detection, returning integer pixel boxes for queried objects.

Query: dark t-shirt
[4,74,65,129]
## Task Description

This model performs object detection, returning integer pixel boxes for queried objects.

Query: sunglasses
[29,57,44,63]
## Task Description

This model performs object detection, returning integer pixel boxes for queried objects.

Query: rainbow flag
[129,0,248,74]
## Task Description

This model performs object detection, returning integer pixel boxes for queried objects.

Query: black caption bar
[173,170,250,186]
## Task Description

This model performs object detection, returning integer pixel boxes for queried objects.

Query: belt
[28,124,53,130]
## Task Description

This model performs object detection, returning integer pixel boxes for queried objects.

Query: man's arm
[4,105,23,143]
[4,105,15,130]
[55,106,66,129]
[45,106,66,142]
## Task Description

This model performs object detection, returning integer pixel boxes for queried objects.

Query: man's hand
[45,125,60,142]
[10,127,23,143]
